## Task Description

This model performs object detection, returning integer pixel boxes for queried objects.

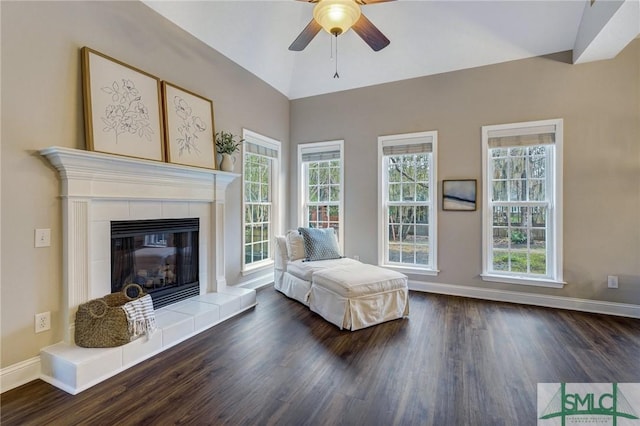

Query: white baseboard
[409,281,640,318]
[0,356,41,394]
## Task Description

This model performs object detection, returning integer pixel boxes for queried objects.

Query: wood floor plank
[2,288,639,425]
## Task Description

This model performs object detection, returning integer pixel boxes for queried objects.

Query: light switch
[35,228,51,248]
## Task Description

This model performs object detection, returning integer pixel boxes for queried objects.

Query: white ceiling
[143,0,639,100]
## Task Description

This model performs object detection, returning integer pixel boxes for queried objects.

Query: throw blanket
[122,294,156,339]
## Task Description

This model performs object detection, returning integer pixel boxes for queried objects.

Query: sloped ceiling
[143,0,639,100]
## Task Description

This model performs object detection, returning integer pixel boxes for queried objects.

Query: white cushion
[286,230,305,261]
[287,257,361,282]
[274,236,288,271]
[312,263,408,298]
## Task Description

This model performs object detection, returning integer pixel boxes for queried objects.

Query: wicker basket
[74,283,146,348]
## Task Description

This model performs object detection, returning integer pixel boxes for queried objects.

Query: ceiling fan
[289,0,394,52]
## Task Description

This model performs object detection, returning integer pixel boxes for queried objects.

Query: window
[298,141,344,248]
[378,131,438,274]
[242,129,280,271]
[481,119,564,287]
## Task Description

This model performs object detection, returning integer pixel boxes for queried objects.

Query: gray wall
[290,42,640,303]
[1,1,290,367]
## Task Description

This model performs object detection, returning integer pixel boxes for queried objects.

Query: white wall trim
[409,280,640,319]
[241,129,282,272]
[481,118,564,283]
[297,140,345,252]
[377,130,438,270]
[239,271,274,290]
[0,356,41,394]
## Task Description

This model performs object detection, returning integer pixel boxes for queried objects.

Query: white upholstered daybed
[274,229,409,331]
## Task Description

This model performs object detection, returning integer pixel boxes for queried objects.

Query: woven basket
[74,283,146,348]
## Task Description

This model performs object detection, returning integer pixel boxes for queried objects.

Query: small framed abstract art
[162,81,216,169]
[443,179,477,211]
[81,47,165,161]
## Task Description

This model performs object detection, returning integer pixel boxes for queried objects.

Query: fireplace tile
[188,202,210,218]
[40,343,122,393]
[90,221,110,262]
[155,310,194,346]
[122,332,163,367]
[92,200,130,221]
[220,287,257,310]
[162,202,190,218]
[40,290,256,394]
[193,292,242,319]
[89,260,111,300]
[130,201,163,220]
[165,300,221,332]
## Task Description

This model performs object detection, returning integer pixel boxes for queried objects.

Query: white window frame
[481,118,565,288]
[297,140,344,252]
[378,131,438,275]
[241,129,281,273]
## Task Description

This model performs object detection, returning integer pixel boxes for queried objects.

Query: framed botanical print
[162,81,216,169]
[81,47,164,161]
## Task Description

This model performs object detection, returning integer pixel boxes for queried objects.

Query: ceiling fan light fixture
[313,0,361,36]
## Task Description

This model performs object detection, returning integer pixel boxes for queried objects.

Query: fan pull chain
[330,34,334,60]
[333,33,340,78]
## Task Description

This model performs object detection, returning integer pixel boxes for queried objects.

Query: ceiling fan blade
[289,19,322,51]
[352,14,390,51]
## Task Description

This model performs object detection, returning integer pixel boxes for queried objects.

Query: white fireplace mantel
[40,146,240,343]
[40,146,238,201]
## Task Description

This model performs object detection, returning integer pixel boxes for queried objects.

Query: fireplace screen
[111,218,199,309]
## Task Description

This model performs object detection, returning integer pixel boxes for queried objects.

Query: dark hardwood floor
[2,287,639,425]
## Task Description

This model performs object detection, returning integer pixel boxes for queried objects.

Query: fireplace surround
[39,147,256,394]
[40,146,239,341]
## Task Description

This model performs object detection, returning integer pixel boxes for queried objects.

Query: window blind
[300,144,341,162]
[245,141,278,159]
[488,124,556,148]
[382,142,433,156]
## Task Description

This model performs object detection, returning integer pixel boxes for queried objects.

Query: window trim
[378,131,439,275]
[241,129,281,273]
[481,118,565,288]
[297,140,345,252]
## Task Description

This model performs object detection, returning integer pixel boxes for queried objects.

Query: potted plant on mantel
[215,131,243,172]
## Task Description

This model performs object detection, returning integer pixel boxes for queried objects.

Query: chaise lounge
[275,228,409,331]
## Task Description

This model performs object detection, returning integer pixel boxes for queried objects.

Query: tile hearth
[41,286,256,395]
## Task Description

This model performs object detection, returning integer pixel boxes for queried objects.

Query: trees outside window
[298,141,344,249]
[481,119,564,287]
[242,130,280,271]
[379,131,438,273]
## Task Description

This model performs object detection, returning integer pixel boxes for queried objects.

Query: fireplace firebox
[111,218,199,309]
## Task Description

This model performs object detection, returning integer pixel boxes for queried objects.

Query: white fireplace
[39,147,256,394]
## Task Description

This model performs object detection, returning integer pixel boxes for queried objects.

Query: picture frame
[81,47,165,161]
[162,81,216,169]
[443,179,477,211]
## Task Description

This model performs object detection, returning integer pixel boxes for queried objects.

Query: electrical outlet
[35,228,51,248]
[607,275,619,289]
[353,255,360,261]
[35,312,51,333]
